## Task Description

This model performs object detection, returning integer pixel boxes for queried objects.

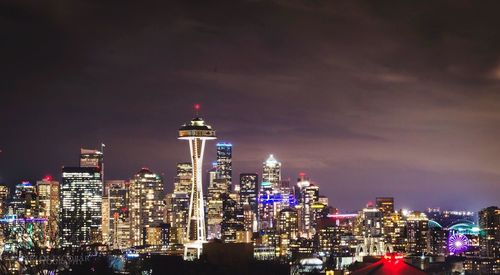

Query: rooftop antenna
[194,103,201,116]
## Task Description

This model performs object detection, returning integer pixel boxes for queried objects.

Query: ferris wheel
[448,233,469,254]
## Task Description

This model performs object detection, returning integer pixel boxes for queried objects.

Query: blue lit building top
[216,142,232,147]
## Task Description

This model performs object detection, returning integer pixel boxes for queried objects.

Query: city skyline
[0,107,498,212]
[2,1,500,212]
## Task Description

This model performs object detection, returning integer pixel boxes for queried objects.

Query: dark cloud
[1,0,499,211]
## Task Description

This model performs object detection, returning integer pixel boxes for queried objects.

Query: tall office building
[220,193,244,243]
[296,174,319,238]
[262,154,281,189]
[376,197,394,216]
[173,162,192,194]
[240,174,258,211]
[259,155,282,230]
[278,208,299,237]
[165,162,193,245]
[102,196,110,245]
[10,181,38,218]
[178,109,216,259]
[478,206,499,258]
[406,211,429,255]
[240,173,258,231]
[0,185,9,217]
[216,142,232,187]
[358,205,383,239]
[206,176,229,240]
[164,192,189,245]
[60,166,102,247]
[277,208,299,258]
[129,168,164,247]
[36,177,60,247]
[105,180,130,249]
[382,211,407,253]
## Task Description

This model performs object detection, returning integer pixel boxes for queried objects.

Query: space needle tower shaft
[178,104,216,260]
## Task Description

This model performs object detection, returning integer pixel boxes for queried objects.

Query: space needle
[178,104,216,260]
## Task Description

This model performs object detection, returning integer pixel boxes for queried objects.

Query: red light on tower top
[44,175,53,181]
[194,103,201,116]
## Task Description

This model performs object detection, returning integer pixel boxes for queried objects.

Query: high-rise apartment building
[130,168,164,247]
[36,177,60,247]
[277,208,299,258]
[206,177,229,240]
[406,211,429,255]
[376,197,394,216]
[478,206,499,258]
[0,185,9,216]
[382,211,407,253]
[164,192,189,245]
[105,180,130,249]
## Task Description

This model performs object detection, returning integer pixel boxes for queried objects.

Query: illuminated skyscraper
[216,142,232,187]
[10,181,38,218]
[60,166,102,247]
[129,168,164,247]
[173,162,192,194]
[259,155,282,229]
[206,176,229,240]
[221,193,244,243]
[240,173,258,231]
[36,176,60,247]
[0,185,9,217]
[262,154,281,189]
[178,106,216,259]
[164,192,189,245]
[478,206,499,258]
[382,211,407,253]
[358,205,383,239]
[165,163,193,246]
[406,211,429,255]
[105,180,130,249]
[296,174,319,238]
[376,197,395,215]
[277,208,299,257]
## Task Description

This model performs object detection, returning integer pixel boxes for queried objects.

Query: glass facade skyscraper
[216,142,232,187]
[60,167,102,247]
[239,173,258,218]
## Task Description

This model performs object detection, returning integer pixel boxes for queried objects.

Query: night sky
[1,0,499,212]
